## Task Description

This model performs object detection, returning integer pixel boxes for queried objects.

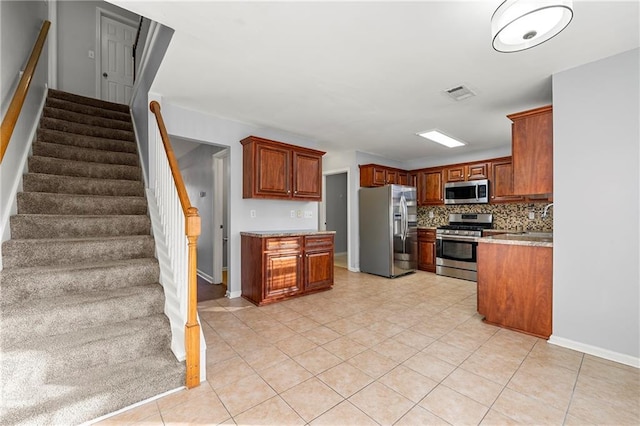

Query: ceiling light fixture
[417,130,466,148]
[491,0,574,53]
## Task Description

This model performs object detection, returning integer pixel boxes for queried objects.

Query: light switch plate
[304,210,312,219]
[88,50,95,59]
[250,210,256,218]
[528,211,535,220]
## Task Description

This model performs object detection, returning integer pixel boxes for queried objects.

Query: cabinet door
[372,167,387,186]
[510,106,553,195]
[304,235,334,291]
[417,229,436,272]
[445,166,466,183]
[264,251,302,300]
[467,162,489,180]
[293,151,322,200]
[398,172,409,186]
[385,169,398,184]
[419,170,444,205]
[304,249,334,291]
[255,143,291,198]
[490,159,525,203]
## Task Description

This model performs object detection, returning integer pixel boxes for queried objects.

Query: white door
[100,15,135,104]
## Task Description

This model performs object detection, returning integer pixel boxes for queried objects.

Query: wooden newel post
[185,206,201,388]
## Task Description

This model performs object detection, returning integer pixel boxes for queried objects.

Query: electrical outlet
[304,210,312,219]
[528,211,535,220]
[290,210,296,218]
[250,210,256,218]
[428,211,434,219]
[296,210,303,218]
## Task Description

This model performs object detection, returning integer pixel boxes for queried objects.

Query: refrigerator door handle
[400,194,408,241]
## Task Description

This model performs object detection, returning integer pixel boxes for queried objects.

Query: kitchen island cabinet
[477,235,552,339]
[241,231,334,306]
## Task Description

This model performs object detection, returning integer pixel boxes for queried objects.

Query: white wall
[152,100,321,298]
[551,48,639,366]
[57,0,138,98]
[0,0,49,267]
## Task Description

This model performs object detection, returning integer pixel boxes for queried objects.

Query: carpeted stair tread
[40,117,134,142]
[1,284,165,347]
[32,141,139,166]
[0,258,160,306]
[46,97,131,122]
[2,235,155,268]
[43,106,133,132]
[18,192,147,215]
[29,155,141,181]
[38,128,137,153]
[0,353,184,426]
[10,214,151,239]
[23,173,145,196]
[48,88,130,114]
[3,315,172,382]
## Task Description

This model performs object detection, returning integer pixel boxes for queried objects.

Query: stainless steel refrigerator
[359,185,417,278]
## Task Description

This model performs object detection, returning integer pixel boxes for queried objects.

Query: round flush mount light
[491,0,574,53]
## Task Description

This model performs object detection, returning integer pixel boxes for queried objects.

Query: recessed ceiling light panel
[417,130,466,148]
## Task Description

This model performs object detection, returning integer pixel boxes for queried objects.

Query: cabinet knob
[295,190,298,194]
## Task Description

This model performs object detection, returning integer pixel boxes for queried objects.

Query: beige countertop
[479,232,553,247]
[240,230,336,238]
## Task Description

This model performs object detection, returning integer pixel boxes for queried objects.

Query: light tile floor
[100,268,639,425]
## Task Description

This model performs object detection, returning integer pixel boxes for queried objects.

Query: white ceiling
[112,1,639,163]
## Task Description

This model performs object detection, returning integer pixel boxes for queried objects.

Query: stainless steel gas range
[436,213,493,281]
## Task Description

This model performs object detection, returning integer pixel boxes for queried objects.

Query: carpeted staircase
[0,89,184,425]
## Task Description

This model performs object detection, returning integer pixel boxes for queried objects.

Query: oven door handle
[436,234,479,242]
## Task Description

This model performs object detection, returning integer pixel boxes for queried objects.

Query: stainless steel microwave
[444,179,489,204]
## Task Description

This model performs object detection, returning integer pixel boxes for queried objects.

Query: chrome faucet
[542,203,554,218]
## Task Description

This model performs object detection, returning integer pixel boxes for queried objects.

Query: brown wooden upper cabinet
[359,164,409,187]
[445,162,489,183]
[489,157,525,203]
[418,168,444,205]
[241,136,325,201]
[508,105,553,196]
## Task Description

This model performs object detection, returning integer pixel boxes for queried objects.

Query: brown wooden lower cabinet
[241,233,334,306]
[477,241,552,339]
[417,228,436,272]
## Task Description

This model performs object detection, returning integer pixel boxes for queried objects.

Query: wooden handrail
[0,20,51,164]
[149,100,201,389]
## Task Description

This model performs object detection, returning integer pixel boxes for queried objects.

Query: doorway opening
[321,169,350,270]
[169,137,230,302]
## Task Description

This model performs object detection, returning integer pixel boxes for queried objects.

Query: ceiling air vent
[444,84,476,101]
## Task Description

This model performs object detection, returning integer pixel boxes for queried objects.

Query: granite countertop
[240,230,336,238]
[479,232,553,248]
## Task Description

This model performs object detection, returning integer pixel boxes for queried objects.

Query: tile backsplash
[418,202,553,231]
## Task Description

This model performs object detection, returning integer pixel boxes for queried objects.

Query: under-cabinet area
[241,231,335,306]
[477,235,553,339]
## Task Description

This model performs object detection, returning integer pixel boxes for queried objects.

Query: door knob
[102,72,108,78]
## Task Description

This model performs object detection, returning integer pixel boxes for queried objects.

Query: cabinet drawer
[417,228,436,241]
[265,237,301,251]
[304,235,333,248]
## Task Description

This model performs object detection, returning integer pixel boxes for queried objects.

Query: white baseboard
[348,266,360,273]
[548,335,640,368]
[227,290,242,299]
[334,251,347,256]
